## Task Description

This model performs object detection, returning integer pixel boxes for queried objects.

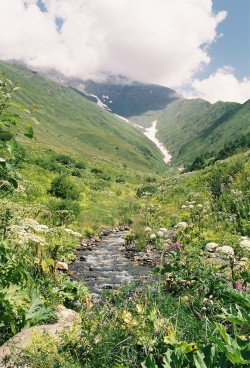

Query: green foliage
[0,61,168,174]
[47,198,81,226]
[49,174,80,200]
[136,185,158,198]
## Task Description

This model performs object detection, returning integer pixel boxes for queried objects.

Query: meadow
[0,71,249,367]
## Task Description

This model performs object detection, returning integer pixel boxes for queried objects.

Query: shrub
[75,161,86,170]
[48,174,80,200]
[136,185,157,198]
[55,153,75,166]
[71,169,82,177]
[91,167,103,174]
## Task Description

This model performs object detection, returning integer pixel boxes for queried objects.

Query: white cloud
[183,67,250,103]
[0,0,227,88]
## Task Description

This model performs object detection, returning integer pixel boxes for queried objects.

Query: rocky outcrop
[0,306,80,367]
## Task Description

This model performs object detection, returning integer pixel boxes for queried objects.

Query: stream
[70,232,150,296]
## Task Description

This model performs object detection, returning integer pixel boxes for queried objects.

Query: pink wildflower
[234,280,246,292]
[173,241,181,248]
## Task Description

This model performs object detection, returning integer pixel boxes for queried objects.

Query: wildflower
[197,204,203,209]
[173,241,181,248]
[205,242,219,252]
[157,230,164,238]
[234,280,246,292]
[159,227,168,234]
[175,222,188,229]
[239,238,250,252]
[181,296,189,302]
[217,245,234,257]
[144,227,152,233]
[149,234,156,240]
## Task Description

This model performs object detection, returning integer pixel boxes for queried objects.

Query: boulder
[55,261,68,271]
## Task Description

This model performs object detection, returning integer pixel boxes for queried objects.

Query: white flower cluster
[64,228,82,237]
[239,237,250,252]
[205,242,219,252]
[7,221,47,246]
[205,242,234,257]
[175,222,188,229]
[217,245,234,257]
[7,218,82,246]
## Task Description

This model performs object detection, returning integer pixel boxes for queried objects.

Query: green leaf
[0,158,6,168]
[193,350,208,368]
[9,101,30,113]
[8,178,18,189]
[141,355,158,368]
[24,124,34,138]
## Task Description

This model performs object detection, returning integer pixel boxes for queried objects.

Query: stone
[55,261,68,271]
[0,305,80,367]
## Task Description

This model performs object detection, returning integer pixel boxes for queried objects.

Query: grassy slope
[158,99,240,162]
[126,96,250,166]
[155,98,250,165]
[0,61,168,174]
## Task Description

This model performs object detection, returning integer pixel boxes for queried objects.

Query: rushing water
[70,232,150,296]
[144,121,172,164]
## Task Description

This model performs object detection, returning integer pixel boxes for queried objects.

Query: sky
[0,0,249,103]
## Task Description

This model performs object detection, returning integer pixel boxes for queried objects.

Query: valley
[0,61,249,368]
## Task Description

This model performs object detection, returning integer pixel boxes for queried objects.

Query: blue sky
[199,0,250,80]
[0,0,249,103]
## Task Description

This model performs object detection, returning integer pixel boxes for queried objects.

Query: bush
[71,169,82,177]
[136,185,157,198]
[48,174,80,200]
[91,167,103,174]
[55,153,75,166]
[75,161,86,170]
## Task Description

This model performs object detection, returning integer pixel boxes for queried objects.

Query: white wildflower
[239,238,250,252]
[205,242,219,252]
[217,246,234,257]
[157,231,164,238]
[144,227,152,233]
[175,222,188,229]
[159,227,168,234]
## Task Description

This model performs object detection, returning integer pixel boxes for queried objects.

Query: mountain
[155,98,250,165]
[81,78,180,118]
[37,70,181,121]
[0,61,169,173]
[77,77,250,167]
[16,64,250,169]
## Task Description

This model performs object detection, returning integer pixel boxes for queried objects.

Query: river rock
[55,261,68,271]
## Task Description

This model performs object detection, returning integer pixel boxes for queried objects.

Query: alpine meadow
[0,7,250,366]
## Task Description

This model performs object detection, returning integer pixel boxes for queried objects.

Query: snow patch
[144,121,171,164]
[90,94,112,111]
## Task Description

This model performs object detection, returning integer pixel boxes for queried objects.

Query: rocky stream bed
[69,228,165,296]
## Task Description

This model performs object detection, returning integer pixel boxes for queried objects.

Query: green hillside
[155,98,250,165]
[0,61,168,174]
